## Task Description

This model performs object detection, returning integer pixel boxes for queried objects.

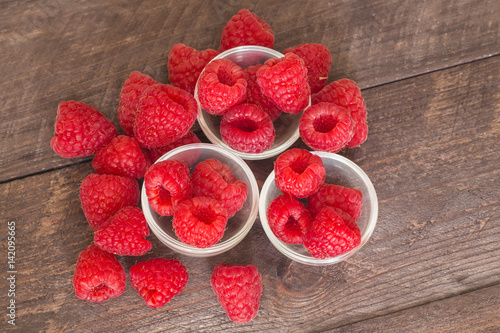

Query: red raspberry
[134,83,198,149]
[312,79,368,147]
[211,264,262,324]
[196,59,247,115]
[299,102,354,153]
[307,183,363,222]
[284,43,332,94]
[73,244,126,303]
[172,196,228,248]
[220,103,275,154]
[243,64,282,121]
[79,173,140,230]
[148,131,201,165]
[51,101,117,158]
[331,207,359,231]
[192,158,248,217]
[257,53,310,114]
[130,258,189,308]
[167,43,219,95]
[266,194,312,244]
[219,9,274,52]
[303,206,361,258]
[92,135,151,179]
[274,148,326,198]
[117,71,157,136]
[144,160,192,216]
[94,206,152,256]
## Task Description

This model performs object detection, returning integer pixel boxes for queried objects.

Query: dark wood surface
[1,1,499,332]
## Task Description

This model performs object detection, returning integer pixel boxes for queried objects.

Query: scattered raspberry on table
[73,244,126,303]
[211,264,262,324]
[51,101,117,158]
[79,173,140,231]
[130,258,189,308]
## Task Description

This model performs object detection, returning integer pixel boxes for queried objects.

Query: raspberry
[191,158,248,217]
[172,196,228,248]
[92,135,151,179]
[144,160,192,216]
[73,244,126,303]
[243,64,282,121]
[117,71,158,136]
[257,53,310,114]
[94,206,152,256]
[312,79,367,147]
[303,206,361,258]
[211,264,262,324]
[220,103,275,154]
[266,194,312,244]
[130,258,188,308]
[274,148,326,198]
[51,101,117,158]
[134,83,198,149]
[148,131,201,165]
[167,43,219,95]
[79,173,140,230]
[219,9,274,52]
[284,43,332,94]
[307,183,363,222]
[299,102,354,153]
[196,59,247,115]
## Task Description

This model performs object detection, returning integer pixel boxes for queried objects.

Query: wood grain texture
[1,53,499,332]
[0,0,498,182]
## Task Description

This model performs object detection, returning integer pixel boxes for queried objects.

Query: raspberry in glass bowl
[259,151,378,266]
[141,143,259,257]
[194,46,311,160]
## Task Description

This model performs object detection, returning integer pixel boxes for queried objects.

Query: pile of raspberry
[267,148,363,259]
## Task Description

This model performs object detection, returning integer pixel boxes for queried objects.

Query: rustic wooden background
[0,0,499,332]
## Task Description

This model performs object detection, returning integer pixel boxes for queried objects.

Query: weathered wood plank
[325,284,500,333]
[0,0,498,181]
[0,55,499,332]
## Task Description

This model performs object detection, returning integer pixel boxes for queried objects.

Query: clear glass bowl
[194,45,310,160]
[141,143,260,257]
[258,152,378,265]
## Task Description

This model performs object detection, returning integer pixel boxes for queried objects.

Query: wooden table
[1,1,499,332]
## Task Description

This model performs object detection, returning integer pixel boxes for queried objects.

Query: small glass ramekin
[194,45,309,160]
[142,143,260,257]
[259,152,378,265]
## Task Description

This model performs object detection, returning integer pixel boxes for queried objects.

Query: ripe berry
[192,158,248,217]
[148,131,201,165]
[211,264,262,324]
[284,43,332,94]
[196,58,247,115]
[94,206,152,256]
[303,206,361,258]
[243,64,282,121]
[117,71,158,136]
[274,148,326,198]
[144,159,192,216]
[168,43,219,95]
[51,101,117,158]
[172,196,228,248]
[219,9,274,52]
[220,103,275,154]
[266,194,312,244]
[134,83,198,149]
[130,258,189,308]
[73,244,126,303]
[299,102,354,153]
[79,173,140,230]
[307,183,363,222]
[92,135,151,179]
[257,53,310,114]
[312,79,367,147]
